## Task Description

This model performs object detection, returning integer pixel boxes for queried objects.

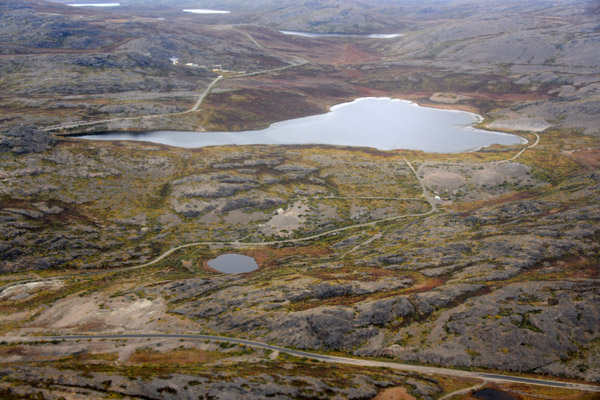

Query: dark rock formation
[355,297,415,327]
[222,197,283,212]
[0,126,56,154]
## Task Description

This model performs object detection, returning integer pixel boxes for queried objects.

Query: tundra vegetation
[0,0,599,398]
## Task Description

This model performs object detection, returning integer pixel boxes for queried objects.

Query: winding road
[0,159,435,292]
[2,73,585,396]
[9,333,599,393]
[2,36,559,393]
[191,75,223,111]
[42,25,312,134]
[44,57,307,133]
[0,134,539,301]
[43,74,224,133]
[510,132,540,161]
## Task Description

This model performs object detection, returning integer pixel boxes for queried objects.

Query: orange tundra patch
[128,348,221,365]
[569,149,600,169]
[373,387,417,400]
[203,245,331,273]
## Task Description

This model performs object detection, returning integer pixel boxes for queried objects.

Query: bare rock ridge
[0,0,599,398]
[0,126,56,154]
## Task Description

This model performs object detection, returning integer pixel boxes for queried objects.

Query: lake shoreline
[74,97,527,153]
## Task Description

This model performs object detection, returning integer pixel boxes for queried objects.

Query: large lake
[280,31,402,39]
[80,98,526,153]
[67,3,120,6]
[183,9,230,14]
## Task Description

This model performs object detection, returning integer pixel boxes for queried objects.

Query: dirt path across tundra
[3,333,598,393]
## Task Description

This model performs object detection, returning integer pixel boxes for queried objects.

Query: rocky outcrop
[222,197,283,212]
[0,1,122,50]
[381,281,600,382]
[355,297,415,327]
[274,164,318,179]
[0,126,56,154]
[169,198,213,218]
[0,364,438,400]
[411,284,484,314]
[286,279,412,302]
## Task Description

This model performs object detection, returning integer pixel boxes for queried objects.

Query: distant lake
[79,98,526,153]
[280,31,402,39]
[183,9,230,14]
[207,254,258,274]
[67,3,120,6]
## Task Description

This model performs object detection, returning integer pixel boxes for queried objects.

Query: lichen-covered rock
[355,297,415,327]
[411,284,484,315]
[381,281,600,381]
[0,126,56,154]
[222,197,283,212]
[0,364,429,400]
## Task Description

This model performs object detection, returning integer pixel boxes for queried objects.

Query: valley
[0,0,599,399]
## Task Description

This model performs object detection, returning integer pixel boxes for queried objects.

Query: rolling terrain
[0,0,599,399]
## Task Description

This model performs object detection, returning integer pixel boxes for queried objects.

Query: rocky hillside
[71,0,600,34]
[0,0,124,51]
[0,0,295,130]
[1,0,599,397]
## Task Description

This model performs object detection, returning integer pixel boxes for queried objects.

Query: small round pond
[472,388,518,400]
[207,254,259,274]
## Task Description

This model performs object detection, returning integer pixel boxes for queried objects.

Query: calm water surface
[81,98,525,153]
[280,31,402,38]
[183,9,230,14]
[68,3,120,6]
[207,254,259,274]
[472,389,518,400]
